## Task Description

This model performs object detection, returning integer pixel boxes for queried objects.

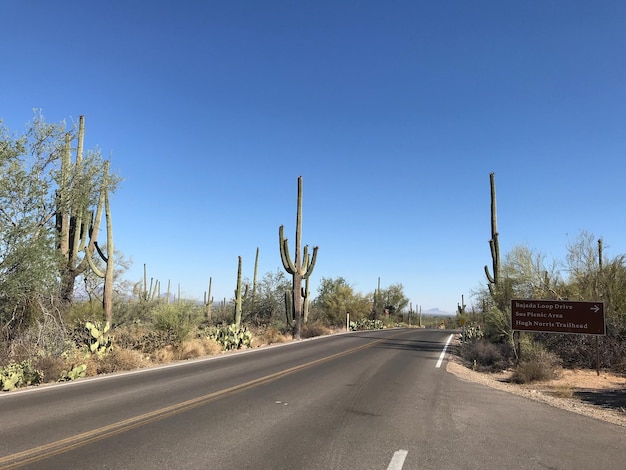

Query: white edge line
[435,333,454,368]
[387,450,408,470]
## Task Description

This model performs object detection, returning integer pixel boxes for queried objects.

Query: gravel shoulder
[446,338,626,427]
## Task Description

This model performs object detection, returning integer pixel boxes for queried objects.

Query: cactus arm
[85,247,105,277]
[302,246,318,280]
[484,264,495,284]
[279,225,296,274]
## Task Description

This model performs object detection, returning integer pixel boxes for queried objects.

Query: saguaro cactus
[279,176,318,339]
[484,173,500,290]
[484,172,503,310]
[84,160,114,323]
[57,116,115,319]
[252,247,259,300]
[234,256,243,327]
[204,277,213,321]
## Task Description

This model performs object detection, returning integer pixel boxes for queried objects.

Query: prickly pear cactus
[204,323,252,351]
[0,361,43,391]
[59,364,88,382]
[85,321,113,356]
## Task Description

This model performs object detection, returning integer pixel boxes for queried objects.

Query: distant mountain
[423,307,452,316]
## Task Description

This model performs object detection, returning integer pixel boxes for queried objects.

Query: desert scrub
[152,301,203,346]
[460,339,513,372]
[511,344,562,384]
[301,323,332,338]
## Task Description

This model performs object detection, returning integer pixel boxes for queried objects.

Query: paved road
[0,329,624,469]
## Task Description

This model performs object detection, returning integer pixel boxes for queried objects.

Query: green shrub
[152,302,202,345]
[115,324,177,354]
[484,307,513,343]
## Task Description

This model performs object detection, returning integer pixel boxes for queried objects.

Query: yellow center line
[0,333,406,469]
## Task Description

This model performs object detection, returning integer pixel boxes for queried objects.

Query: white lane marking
[387,450,408,470]
[435,333,454,368]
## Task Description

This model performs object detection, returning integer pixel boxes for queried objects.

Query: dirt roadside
[446,339,626,427]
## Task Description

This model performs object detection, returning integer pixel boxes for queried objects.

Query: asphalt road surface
[1,328,624,469]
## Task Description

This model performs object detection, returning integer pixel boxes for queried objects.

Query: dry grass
[201,338,223,355]
[301,324,333,338]
[511,349,562,384]
[155,345,176,363]
[251,326,290,347]
[550,385,574,398]
[176,339,207,360]
[86,348,147,375]
[33,355,67,383]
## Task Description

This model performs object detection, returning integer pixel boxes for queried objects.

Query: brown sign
[511,299,605,335]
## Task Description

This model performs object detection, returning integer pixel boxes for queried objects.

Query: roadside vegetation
[5,115,621,393]
[1,111,447,391]
[456,174,626,383]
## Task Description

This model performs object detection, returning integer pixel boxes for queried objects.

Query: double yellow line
[1,335,394,469]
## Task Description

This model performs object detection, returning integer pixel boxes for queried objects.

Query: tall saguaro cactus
[57,116,115,319]
[279,176,318,339]
[234,256,243,327]
[84,160,114,323]
[204,277,213,321]
[484,172,503,310]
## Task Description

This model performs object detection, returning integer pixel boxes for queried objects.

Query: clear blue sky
[2,1,625,314]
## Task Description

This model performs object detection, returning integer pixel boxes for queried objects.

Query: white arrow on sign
[591,305,600,313]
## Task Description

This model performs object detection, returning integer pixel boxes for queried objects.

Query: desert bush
[301,324,332,338]
[155,345,176,363]
[534,320,626,372]
[87,347,146,375]
[65,301,106,328]
[152,302,202,346]
[250,325,290,347]
[176,339,206,360]
[460,339,512,372]
[511,343,561,383]
[483,307,513,343]
[200,337,223,355]
[115,324,178,355]
[34,354,67,383]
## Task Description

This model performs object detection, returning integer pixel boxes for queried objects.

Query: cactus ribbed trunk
[252,247,259,300]
[84,160,114,324]
[57,116,113,319]
[484,172,502,308]
[279,176,318,339]
[234,256,243,327]
[204,277,213,321]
